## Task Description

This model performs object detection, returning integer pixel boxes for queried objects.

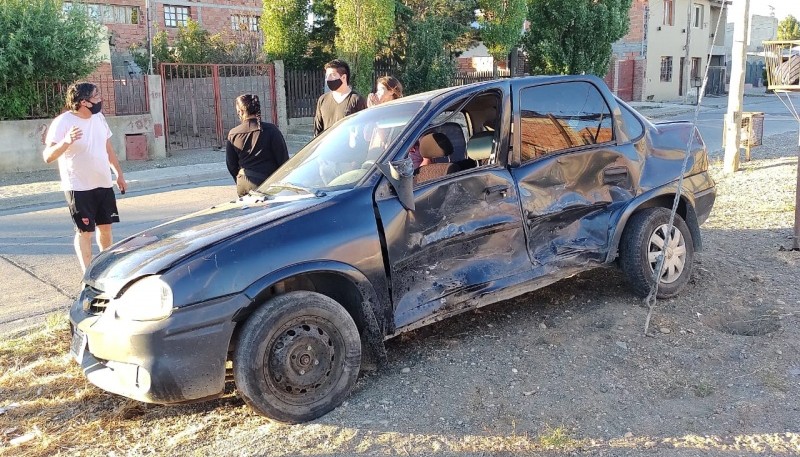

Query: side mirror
[377,158,415,211]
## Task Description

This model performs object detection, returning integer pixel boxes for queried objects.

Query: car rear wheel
[619,207,694,299]
[233,291,361,423]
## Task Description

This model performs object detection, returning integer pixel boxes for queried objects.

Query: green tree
[307,0,337,69]
[0,0,103,119]
[130,20,260,73]
[379,1,476,94]
[334,0,395,95]
[262,0,309,68]
[174,19,232,63]
[476,0,527,74]
[384,0,476,64]
[777,15,800,40]
[402,16,456,94]
[523,0,631,76]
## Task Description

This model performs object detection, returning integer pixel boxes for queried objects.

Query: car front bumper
[69,289,250,404]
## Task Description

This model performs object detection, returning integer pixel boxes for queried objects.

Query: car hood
[85,193,330,296]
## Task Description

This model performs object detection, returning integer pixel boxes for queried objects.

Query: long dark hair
[236,94,261,124]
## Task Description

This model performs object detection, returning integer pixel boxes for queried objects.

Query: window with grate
[660,56,673,82]
[62,3,141,24]
[164,5,189,28]
[663,0,674,26]
[231,14,260,32]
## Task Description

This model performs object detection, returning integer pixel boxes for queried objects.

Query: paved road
[659,92,800,157]
[0,180,232,336]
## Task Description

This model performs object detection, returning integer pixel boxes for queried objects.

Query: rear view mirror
[377,158,415,211]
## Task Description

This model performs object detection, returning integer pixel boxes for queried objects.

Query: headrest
[419,132,454,159]
[466,131,494,161]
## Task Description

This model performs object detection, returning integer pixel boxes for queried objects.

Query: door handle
[484,185,509,199]
[603,166,628,185]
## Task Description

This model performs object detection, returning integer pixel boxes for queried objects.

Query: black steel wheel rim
[263,316,344,406]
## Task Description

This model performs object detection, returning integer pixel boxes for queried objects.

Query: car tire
[619,207,694,299]
[233,291,361,423]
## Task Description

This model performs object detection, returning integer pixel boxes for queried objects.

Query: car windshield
[260,101,425,195]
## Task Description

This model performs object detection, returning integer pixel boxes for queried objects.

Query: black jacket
[225,119,289,184]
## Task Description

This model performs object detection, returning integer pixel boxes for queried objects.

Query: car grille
[82,285,111,315]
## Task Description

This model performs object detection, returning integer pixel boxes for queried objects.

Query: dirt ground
[2,133,799,457]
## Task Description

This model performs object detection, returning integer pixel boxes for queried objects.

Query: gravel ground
[192,130,800,456]
[3,129,798,457]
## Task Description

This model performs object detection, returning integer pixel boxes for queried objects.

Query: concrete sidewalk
[0,162,229,215]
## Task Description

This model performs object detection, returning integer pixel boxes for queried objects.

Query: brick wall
[98,0,261,53]
[86,62,118,115]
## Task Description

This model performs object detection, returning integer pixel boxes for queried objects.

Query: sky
[730,0,800,21]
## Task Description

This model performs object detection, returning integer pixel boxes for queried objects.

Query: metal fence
[160,63,277,151]
[452,70,508,86]
[285,69,324,119]
[1,76,148,120]
[284,66,510,119]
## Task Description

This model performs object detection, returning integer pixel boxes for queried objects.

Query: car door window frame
[513,80,617,165]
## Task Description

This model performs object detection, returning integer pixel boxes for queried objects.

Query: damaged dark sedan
[70,75,716,423]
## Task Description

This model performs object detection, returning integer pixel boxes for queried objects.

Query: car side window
[519,81,614,162]
[617,101,645,141]
[411,93,501,186]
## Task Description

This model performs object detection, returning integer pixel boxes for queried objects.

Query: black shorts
[64,187,120,232]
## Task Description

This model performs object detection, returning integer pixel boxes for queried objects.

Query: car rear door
[509,78,642,270]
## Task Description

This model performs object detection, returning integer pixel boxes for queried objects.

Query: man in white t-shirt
[43,82,127,272]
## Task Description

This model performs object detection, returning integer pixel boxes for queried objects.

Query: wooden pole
[724,0,749,175]
[682,0,692,104]
[794,129,800,250]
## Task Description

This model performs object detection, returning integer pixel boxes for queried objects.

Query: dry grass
[0,315,257,457]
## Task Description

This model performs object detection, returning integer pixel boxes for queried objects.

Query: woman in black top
[225,94,290,197]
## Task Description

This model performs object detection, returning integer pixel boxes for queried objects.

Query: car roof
[398,74,603,104]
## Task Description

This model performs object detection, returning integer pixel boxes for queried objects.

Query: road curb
[0,167,227,215]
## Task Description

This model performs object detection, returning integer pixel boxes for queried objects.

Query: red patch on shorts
[82,218,90,226]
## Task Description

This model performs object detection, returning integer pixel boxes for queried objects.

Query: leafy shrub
[0,0,103,120]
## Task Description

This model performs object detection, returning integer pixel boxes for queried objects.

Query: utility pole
[146,0,154,75]
[723,0,749,175]
[682,0,692,105]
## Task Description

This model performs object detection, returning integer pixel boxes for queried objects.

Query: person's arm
[313,95,325,137]
[106,139,127,193]
[225,139,240,182]
[354,94,367,113]
[42,126,81,163]
[272,127,290,167]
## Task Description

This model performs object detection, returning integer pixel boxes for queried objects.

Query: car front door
[509,79,641,271]
[374,92,531,331]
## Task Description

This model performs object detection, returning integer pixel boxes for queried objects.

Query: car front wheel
[619,207,695,299]
[233,291,361,423]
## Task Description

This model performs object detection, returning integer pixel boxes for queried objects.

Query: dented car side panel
[375,168,531,330]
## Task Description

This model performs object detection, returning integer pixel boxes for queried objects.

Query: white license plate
[70,328,87,363]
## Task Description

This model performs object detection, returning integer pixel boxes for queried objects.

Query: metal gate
[705,66,726,96]
[617,60,635,101]
[161,63,277,151]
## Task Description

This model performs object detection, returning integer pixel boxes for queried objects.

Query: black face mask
[326,78,343,91]
[87,101,102,115]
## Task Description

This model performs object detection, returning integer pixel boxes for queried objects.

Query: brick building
[67,0,262,76]
[605,0,728,102]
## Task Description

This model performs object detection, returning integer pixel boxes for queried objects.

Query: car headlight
[113,275,174,321]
